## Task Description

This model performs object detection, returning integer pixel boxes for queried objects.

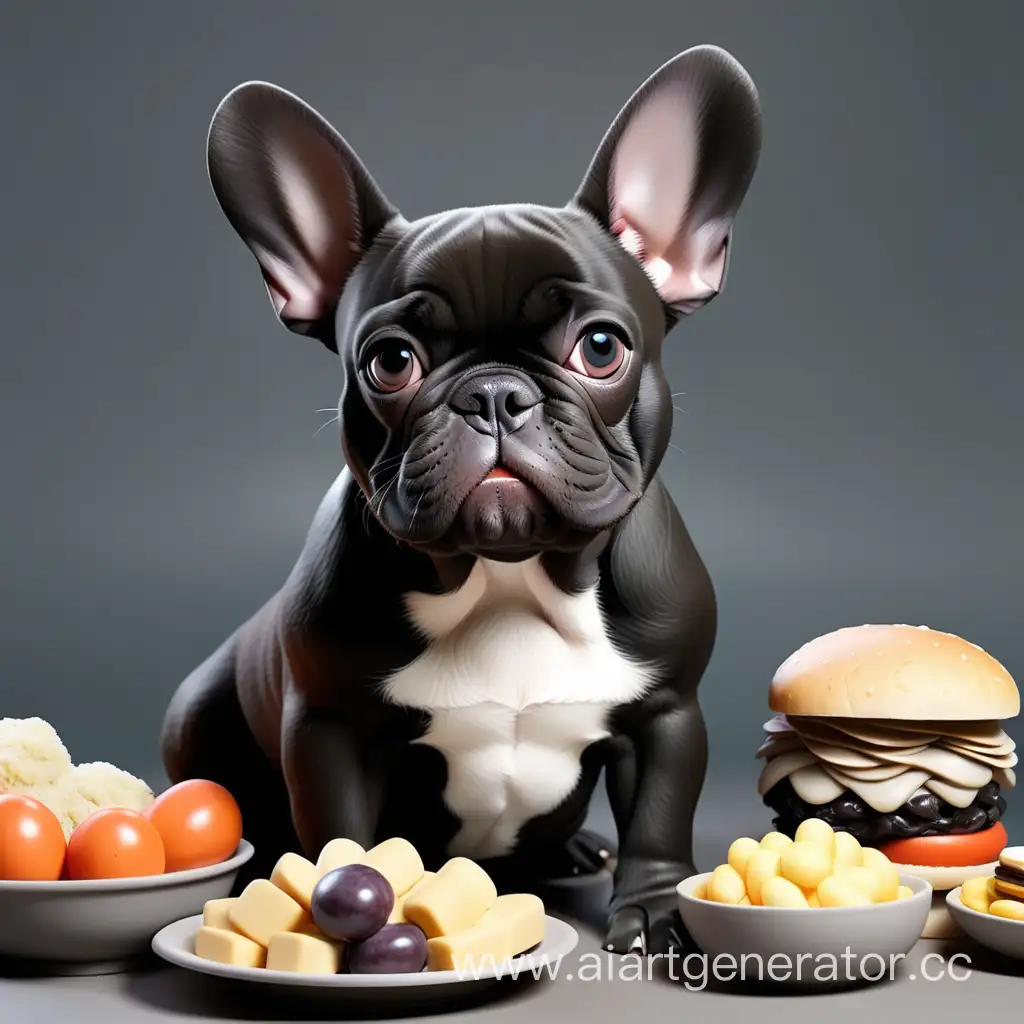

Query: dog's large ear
[207,82,399,345]
[572,46,761,315]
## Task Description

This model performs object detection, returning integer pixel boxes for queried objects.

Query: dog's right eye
[366,338,424,394]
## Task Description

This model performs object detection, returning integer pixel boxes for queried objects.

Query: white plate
[152,913,578,1003]
[946,885,1024,960]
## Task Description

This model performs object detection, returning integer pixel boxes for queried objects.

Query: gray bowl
[0,839,253,975]
[677,871,931,987]
[946,885,1024,960]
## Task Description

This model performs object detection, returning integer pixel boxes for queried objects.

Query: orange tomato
[879,821,1008,868]
[143,779,243,873]
[0,794,66,881]
[66,808,166,880]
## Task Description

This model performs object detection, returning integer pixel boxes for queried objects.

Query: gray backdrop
[1,0,1021,857]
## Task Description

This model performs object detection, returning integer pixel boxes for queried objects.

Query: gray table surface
[5,784,1024,1023]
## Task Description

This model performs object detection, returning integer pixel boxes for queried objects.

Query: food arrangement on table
[676,835,932,984]
[693,818,916,908]
[0,718,243,882]
[754,623,1018,940]
[958,846,1024,920]
[678,815,933,981]
[0,717,252,971]
[944,847,1024,961]
[672,623,1024,986]
[4,621,1023,993]
[191,836,546,975]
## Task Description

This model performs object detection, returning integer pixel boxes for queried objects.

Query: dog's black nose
[449,372,543,436]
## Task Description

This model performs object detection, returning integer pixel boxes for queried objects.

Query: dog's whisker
[313,407,339,414]
[361,489,373,534]
[369,465,404,484]
[370,455,405,477]
[373,480,400,528]
[372,472,401,513]
[312,415,340,438]
[363,470,400,534]
[668,442,686,455]
[672,405,690,416]
[670,391,687,398]
[408,487,427,536]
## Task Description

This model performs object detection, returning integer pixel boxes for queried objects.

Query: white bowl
[0,840,253,975]
[676,872,931,986]
[946,885,1024,960]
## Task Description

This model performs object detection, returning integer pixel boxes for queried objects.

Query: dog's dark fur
[161,45,761,954]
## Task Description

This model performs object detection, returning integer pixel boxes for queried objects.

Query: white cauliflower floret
[69,761,154,815]
[0,719,154,838]
[0,717,73,790]
[24,777,91,840]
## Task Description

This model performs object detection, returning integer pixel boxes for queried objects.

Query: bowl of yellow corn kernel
[676,819,932,985]
[946,848,1024,960]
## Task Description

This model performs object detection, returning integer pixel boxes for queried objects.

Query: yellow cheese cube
[229,879,309,947]
[266,931,342,974]
[360,837,424,896]
[316,838,365,877]
[292,914,328,939]
[194,926,266,968]
[403,857,497,938]
[202,898,237,931]
[270,852,319,910]
[389,871,436,923]
[426,893,544,973]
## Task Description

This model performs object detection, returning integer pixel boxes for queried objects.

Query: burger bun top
[769,624,1019,721]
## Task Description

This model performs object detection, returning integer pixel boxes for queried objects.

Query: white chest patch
[381,557,654,859]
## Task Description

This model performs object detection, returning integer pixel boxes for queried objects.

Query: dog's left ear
[572,46,762,315]
[207,82,400,346]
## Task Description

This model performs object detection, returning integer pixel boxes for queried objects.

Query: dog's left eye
[366,339,424,393]
[565,327,626,380]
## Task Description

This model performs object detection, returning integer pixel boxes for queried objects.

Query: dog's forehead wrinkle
[391,205,595,335]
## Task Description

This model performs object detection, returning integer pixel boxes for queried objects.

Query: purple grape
[311,864,394,941]
[347,924,428,974]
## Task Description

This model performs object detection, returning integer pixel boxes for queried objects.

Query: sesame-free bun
[895,861,998,892]
[769,624,1019,721]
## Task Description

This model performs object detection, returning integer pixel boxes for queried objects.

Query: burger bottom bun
[923,896,964,940]
[895,861,998,891]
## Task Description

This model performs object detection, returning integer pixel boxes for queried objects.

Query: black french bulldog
[161,45,761,955]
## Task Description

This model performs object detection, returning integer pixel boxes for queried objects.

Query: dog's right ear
[571,46,761,317]
[207,82,399,347]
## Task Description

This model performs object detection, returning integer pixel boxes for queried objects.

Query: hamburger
[757,624,1019,938]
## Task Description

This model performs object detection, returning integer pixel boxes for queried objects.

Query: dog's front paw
[604,892,686,956]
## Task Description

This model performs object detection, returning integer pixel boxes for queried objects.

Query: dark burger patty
[764,779,1006,845]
